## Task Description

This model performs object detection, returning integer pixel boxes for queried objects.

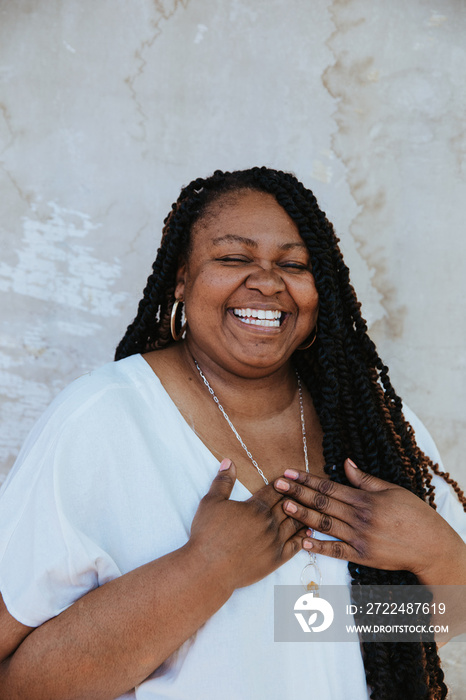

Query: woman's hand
[188,458,305,591]
[274,459,466,585]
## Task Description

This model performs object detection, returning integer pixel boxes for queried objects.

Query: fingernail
[285,501,297,514]
[219,458,232,471]
[303,539,314,550]
[306,529,313,537]
[275,479,290,491]
[284,469,299,479]
[347,458,358,469]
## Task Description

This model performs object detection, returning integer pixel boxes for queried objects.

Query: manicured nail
[284,469,299,479]
[219,458,232,471]
[275,479,290,491]
[303,539,314,550]
[285,501,297,514]
[347,458,358,469]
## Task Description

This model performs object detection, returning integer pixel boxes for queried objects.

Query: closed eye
[216,257,310,270]
[216,256,251,263]
[279,262,310,271]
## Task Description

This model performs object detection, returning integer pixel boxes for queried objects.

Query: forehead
[191,190,303,245]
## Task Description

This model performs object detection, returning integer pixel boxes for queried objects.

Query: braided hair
[115,167,465,699]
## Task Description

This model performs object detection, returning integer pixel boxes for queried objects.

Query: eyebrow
[211,234,307,251]
[279,241,308,251]
[212,234,257,247]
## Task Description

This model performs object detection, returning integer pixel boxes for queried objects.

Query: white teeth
[238,318,279,327]
[233,308,281,320]
[232,308,282,328]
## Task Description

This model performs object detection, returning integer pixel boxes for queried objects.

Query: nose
[244,264,286,295]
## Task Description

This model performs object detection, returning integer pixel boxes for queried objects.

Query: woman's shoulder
[28,354,149,427]
[61,353,148,397]
[403,403,466,539]
[0,355,158,488]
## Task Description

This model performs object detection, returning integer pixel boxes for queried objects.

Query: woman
[0,167,465,700]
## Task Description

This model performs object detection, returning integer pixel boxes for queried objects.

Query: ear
[174,260,187,299]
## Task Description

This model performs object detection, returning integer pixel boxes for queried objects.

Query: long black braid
[115,167,465,699]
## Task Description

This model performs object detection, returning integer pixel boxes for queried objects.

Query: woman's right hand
[188,458,305,591]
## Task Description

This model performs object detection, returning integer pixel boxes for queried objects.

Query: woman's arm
[0,460,303,700]
[0,542,231,700]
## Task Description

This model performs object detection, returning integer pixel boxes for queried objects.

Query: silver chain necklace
[193,358,309,485]
[193,357,321,592]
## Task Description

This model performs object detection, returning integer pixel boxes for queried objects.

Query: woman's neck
[180,340,299,420]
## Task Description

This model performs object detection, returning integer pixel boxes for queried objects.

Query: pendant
[301,556,322,593]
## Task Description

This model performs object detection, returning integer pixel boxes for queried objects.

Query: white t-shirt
[0,354,464,699]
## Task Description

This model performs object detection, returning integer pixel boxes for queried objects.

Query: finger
[282,498,354,542]
[278,513,306,541]
[281,530,308,561]
[343,458,398,492]
[205,459,237,501]
[271,496,297,525]
[274,477,358,525]
[302,535,361,564]
[249,482,286,510]
[278,467,397,506]
[276,469,364,508]
[270,487,304,528]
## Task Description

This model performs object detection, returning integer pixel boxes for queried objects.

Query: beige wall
[0,0,465,686]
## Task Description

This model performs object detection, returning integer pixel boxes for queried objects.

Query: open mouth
[231,308,286,328]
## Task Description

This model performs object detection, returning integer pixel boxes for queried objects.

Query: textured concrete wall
[0,0,465,688]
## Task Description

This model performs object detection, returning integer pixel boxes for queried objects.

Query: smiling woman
[0,167,465,700]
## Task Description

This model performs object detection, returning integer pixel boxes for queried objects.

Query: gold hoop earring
[170,298,187,341]
[297,324,317,351]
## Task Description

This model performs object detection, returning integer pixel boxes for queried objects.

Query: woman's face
[175,190,319,377]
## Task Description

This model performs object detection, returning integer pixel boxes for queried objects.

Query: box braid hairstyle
[115,167,465,700]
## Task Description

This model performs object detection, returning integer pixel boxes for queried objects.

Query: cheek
[296,280,319,316]
[183,269,232,320]
[185,268,240,300]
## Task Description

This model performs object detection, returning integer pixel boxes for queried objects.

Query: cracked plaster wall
[0,0,465,688]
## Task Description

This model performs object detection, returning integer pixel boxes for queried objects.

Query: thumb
[344,458,394,492]
[207,458,237,501]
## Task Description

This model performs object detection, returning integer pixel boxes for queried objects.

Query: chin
[230,349,293,374]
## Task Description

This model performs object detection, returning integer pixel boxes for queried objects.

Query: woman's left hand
[274,459,466,585]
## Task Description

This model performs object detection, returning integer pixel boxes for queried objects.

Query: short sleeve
[403,404,466,542]
[0,379,122,628]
